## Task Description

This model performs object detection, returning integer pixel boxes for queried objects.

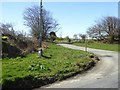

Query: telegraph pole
[38,0,43,57]
[85,38,87,52]
[39,0,43,48]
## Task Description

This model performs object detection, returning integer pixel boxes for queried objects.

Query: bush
[2,41,22,58]
[87,40,94,43]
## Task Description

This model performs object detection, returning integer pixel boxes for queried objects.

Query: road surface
[37,44,119,88]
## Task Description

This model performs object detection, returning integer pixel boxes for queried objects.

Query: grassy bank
[2,43,94,89]
[74,42,119,51]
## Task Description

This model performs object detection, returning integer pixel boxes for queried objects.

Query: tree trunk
[109,35,114,44]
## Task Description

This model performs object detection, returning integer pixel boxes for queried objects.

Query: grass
[73,42,119,51]
[2,43,94,89]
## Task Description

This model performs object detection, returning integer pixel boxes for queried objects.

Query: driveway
[39,44,119,88]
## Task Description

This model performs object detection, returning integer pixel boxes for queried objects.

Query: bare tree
[87,24,105,40]
[87,16,120,43]
[101,16,119,43]
[23,5,59,44]
[0,23,15,36]
[79,34,87,43]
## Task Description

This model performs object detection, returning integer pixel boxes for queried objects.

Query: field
[74,42,119,51]
[2,43,94,89]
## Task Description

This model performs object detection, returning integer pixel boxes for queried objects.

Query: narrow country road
[37,44,118,88]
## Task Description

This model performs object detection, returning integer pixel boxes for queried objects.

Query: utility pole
[85,38,87,52]
[39,0,43,48]
[38,0,43,57]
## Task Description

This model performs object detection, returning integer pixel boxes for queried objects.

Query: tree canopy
[23,5,59,44]
[87,16,120,43]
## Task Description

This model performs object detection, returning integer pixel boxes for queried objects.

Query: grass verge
[2,43,95,89]
[73,42,119,51]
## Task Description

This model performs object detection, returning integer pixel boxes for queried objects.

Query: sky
[0,1,118,38]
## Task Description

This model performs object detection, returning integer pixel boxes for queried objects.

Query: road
[37,44,119,88]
